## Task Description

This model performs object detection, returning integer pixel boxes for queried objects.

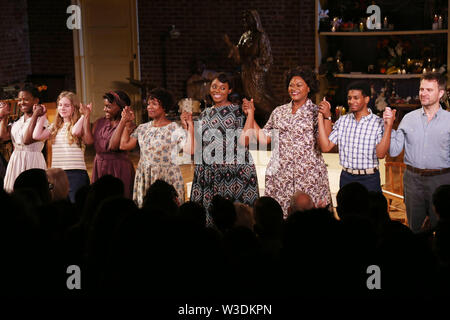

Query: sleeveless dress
[190,104,259,217]
[3,115,48,192]
[92,117,135,198]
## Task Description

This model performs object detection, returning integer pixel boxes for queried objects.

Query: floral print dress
[262,100,331,216]
[131,121,186,207]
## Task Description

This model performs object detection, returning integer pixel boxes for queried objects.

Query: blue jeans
[65,170,90,203]
[339,170,381,193]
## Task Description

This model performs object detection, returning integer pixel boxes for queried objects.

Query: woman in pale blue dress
[120,88,186,207]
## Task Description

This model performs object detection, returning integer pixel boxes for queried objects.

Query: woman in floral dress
[182,73,259,215]
[120,88,186,207]
[242,66,332,216]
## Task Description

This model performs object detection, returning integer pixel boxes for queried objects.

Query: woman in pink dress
[91,90,135,198]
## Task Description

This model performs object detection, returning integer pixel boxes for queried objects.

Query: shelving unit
[314,0,450,80]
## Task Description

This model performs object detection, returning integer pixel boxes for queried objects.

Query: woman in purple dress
[91,90,135,198]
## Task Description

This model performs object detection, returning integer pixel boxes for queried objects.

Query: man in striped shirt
[317,81,394,192]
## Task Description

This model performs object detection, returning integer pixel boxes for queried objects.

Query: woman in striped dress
[35,91,94,202]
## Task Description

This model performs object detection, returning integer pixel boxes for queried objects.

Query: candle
[433,14,439,30]
[423,68,427,73]
[383,17,388,29]
[331,26,336,32]
[359,22,364,31]
[438,16,443,29]
[432,68,437,72]
[402,69,406,74]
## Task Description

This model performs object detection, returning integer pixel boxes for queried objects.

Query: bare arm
[108,107,129,151]
[32,114,51,141]
[24,104,45,144]
[317,98,333,148]
[74,103,94,145]
[181,111,195,155]
[0,103,11,141]
[119,107,138,151]
[238,99,255,147]
[241,98,271,145]
[376,108,396,158]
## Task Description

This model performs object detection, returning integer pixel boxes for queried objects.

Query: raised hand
[0,102,10,119]
[80,102,92,116]
[180,111,193,129]
[383,107,396,127]
[318,97,332,119]
[242,98,255,117]
[33,104,45,117]
[121,106,134,122]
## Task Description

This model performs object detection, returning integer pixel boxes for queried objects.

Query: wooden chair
[382,162,407,223]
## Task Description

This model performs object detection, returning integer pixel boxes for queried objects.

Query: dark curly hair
[285,66,319,99]
[103,90,131,109]
[212,72,234,90]
[346,81,371,97]
[20,84,40,101]
[147,88,175,113]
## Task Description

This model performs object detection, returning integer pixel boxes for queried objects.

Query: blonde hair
[46,168,69,201]
[51,91,82,147]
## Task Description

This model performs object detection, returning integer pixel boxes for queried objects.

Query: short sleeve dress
[92,117,135,198]
[131,121,186,208]
[190,104,259,214]
[262,100,331,216]
[3,115,48,192]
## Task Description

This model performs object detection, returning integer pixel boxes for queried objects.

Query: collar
[289,99,313,113]
[349,108,373,121]
[421,106,443,118]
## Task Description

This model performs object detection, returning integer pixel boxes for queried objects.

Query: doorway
[73,0,141,121]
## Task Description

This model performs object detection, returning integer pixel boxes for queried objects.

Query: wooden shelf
[334,73,423,79]
[320,29,448,36]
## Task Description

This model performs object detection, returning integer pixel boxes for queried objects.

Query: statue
[224,9,277,126]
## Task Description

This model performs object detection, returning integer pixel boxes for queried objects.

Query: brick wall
[0,0,31,87]
[1,0,316,104]
[27,0,76,92]
[138,0,316,105]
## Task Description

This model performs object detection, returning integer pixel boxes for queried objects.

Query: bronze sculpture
[224,9,277,126]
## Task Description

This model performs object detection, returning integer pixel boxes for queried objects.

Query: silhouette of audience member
[252,196,283,294]
[142,179,179,218]
[86,196,139,294]
[336,182,370,220]
[13,168,51,205]
[46,168,70,202]
[0,188,41,296]
[210,195,236,234]
[234,202,255,231]
[288,191,314,216]
[367,191,391,237]
[253,196,283,240]
[432,184,450,296]
[177,201,207,229]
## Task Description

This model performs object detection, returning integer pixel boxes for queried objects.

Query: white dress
[3,115,48,192]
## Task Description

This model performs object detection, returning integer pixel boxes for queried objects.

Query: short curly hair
[285,66,319,98]
[147,88,175,113]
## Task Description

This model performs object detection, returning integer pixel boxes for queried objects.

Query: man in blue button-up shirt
[388,72,450,233]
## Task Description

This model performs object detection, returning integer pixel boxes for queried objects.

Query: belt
[406,165,450,176]
[343,167,378,175]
